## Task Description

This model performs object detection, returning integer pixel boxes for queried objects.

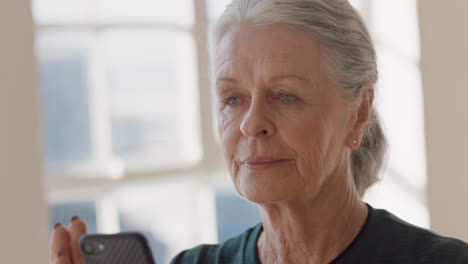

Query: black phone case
[80,232,156,264]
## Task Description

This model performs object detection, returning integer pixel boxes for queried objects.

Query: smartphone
[79,232,156,264]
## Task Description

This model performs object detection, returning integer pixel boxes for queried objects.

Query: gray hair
[212,0,387,197]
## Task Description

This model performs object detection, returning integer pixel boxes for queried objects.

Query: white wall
[0,0,49,263]
[419,0,468,241]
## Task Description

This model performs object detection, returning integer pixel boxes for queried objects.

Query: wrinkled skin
[215,23,368,203]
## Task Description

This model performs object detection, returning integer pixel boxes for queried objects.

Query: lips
[241,157,290,170]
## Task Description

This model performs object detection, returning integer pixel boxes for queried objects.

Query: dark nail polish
[71,216,79,222]
[54,223,61,229]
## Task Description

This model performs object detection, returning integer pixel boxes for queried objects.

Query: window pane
[348,0,366,14]
[361,0,428,228]
[102,29,201,168]
[36,30,93,173]
[215,190,261,243]
[33,0,194,25]
[49,201,98,234]
[32,0,91,24]
[113,183,202,264]
[97,0,194,26]
[207,0,231,21]
[370,0,420,63]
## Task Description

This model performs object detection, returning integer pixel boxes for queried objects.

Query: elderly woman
[50,0,468,263]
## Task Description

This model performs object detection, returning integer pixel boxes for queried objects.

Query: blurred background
[1,0,467,263]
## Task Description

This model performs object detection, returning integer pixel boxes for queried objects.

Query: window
[34,0,201,177]
[33,0,428,263]
[33,1,258,263]
[355,0,429,228]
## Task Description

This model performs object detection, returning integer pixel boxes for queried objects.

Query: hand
[50,216,88,264]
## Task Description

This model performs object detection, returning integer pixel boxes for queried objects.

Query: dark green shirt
[170,204,468,263]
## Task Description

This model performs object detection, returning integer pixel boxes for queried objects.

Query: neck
[257,170,368,264]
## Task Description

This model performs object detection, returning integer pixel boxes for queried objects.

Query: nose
[240,98,275,138]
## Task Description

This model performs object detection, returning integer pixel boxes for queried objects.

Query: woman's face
[215,23,355,203]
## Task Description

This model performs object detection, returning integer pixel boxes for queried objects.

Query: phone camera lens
[82,241,105,255]
[82,242,97,255]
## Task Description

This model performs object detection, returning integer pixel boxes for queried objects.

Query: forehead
[215,23,325,78]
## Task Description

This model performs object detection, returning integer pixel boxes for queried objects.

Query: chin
[241,192,289,204]
[235,176,300,204]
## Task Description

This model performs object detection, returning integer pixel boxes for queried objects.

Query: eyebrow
[215,74,314,88]
[216,76,237,85]
[269,74,311,84]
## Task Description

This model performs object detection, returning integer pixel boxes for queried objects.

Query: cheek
[217,111,241,167]
[294,113,349,179]
[218,110,237,144]
[280,113,331,176]
[293,128,326,174]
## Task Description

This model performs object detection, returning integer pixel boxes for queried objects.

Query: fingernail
[54,223,61,229]
[71,216,79,222]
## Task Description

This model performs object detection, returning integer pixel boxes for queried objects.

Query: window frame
[35,0,224,200]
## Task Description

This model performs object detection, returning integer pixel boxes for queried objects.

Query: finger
[53,254,72,264]
[50,223,72,264]
[69,216,88,264]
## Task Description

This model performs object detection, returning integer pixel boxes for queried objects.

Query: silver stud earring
[352,139,358,145]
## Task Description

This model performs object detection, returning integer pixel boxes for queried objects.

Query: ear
[347,85,374,149]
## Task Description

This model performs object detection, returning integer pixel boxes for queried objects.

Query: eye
[279,93,297,102]
[224,96,241,105]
